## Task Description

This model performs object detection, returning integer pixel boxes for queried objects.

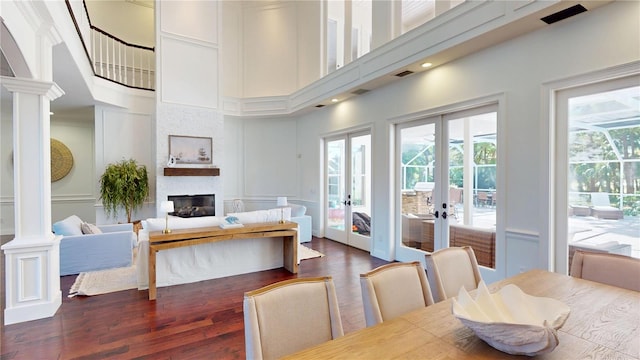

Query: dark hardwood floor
[1,237,389,359]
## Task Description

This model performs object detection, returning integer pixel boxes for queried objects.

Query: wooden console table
[147,221,298,300]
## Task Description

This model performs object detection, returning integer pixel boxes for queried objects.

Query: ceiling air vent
[541,4,587,25]
[352,89,370,95]
[395,70,414,78]
[315,104,325,108]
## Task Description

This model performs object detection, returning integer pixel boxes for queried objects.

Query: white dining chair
[360,261,435,327]
[425,246,483,302]
[243,276,344,360]
[570,250,640,291]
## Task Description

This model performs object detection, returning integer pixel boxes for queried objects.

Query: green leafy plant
[99,159,149,223]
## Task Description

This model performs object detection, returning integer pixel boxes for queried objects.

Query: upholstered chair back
[570,250,640,291]
[360,261,435,327]
[243,276,343,360]
[425,246,482,302]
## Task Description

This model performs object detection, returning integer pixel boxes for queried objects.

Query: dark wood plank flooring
[1,237,388,359]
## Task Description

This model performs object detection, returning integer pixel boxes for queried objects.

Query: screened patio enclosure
[400,84,639,262]
[566,84,640,260]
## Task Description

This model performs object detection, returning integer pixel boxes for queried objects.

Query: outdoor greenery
[99,158,149,223]
[401,125,639,216]
[569,126,640,216]
[402,142,497,191]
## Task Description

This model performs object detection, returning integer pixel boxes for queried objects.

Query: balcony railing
[91,27,155,90]
[66,0,155,91]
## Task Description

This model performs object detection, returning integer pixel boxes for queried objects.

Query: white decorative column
[1,77,65,325]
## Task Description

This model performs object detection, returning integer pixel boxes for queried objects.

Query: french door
[325,131,371,251]
[396,104,499,280]
[554,75,640,273]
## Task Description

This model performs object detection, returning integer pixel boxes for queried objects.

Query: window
[401,0,464,34]
[326,0,371,73]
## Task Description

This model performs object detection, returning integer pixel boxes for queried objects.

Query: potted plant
[99,158,149,223]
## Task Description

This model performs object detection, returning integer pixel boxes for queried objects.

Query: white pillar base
[2,236,62,325]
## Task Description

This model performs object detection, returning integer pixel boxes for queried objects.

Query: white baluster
[145,50,151,89]
[124,45,128,86]
[111,37,115,81]
[99,32,103,77]
[92,30,96,74]
[132,50,136,88]
[118,42,122,83]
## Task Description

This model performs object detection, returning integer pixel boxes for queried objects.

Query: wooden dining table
[284,269,639,359]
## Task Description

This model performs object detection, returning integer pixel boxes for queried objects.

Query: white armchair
[288,203,312,243]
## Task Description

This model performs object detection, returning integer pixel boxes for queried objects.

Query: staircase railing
[65,0,155,91]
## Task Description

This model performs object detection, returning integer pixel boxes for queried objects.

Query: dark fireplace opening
[168,194,215,218]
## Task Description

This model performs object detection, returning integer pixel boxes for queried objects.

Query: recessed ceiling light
[421,62,433,68]
[331,98,339,103]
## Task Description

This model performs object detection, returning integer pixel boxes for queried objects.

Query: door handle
[442,211,447,219]
[434,210,439,218]
[343,200,351,206]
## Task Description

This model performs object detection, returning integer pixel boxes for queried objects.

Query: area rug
[68,265,137,297]
[68,244,324,297]
[299,244,324,260]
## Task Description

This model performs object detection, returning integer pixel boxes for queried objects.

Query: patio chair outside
[590,193,623,220]
[476,192,490,207]
[449,187,463,218]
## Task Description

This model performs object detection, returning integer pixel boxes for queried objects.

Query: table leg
[283,233,298,273]
[149,245,157,300]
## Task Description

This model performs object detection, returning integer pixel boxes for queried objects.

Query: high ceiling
[1,1,618,119]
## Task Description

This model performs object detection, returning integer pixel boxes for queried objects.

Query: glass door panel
[325,132,372,251]
[446,110,497,270]
[349,133,372,250]
[327,139,346,236]
[558,80,640,274]
[399,122,438,255]
[397,106,498,273]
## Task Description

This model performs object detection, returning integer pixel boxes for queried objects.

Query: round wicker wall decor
[51,139,73,182]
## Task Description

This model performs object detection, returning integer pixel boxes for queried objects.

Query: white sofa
[137,207,309,290]
[54,215,137,276]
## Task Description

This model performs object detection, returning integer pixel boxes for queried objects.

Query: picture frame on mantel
[169,135,212,165]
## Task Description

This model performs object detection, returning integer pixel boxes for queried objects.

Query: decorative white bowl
[452,281,570,356]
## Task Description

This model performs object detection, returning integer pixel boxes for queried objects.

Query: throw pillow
[81,222,102,235]
[52,215,84,236]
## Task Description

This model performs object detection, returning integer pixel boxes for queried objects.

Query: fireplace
[168,194,215,218]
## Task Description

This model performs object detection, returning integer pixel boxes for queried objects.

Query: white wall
[222,1,322,99]
[85,0,155,47]
[50,111,96,224]
[155,1,224,217]
[94,105,156,224]
[288,1,639,271]
[222,115,298,212]
[0,106,98,234]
